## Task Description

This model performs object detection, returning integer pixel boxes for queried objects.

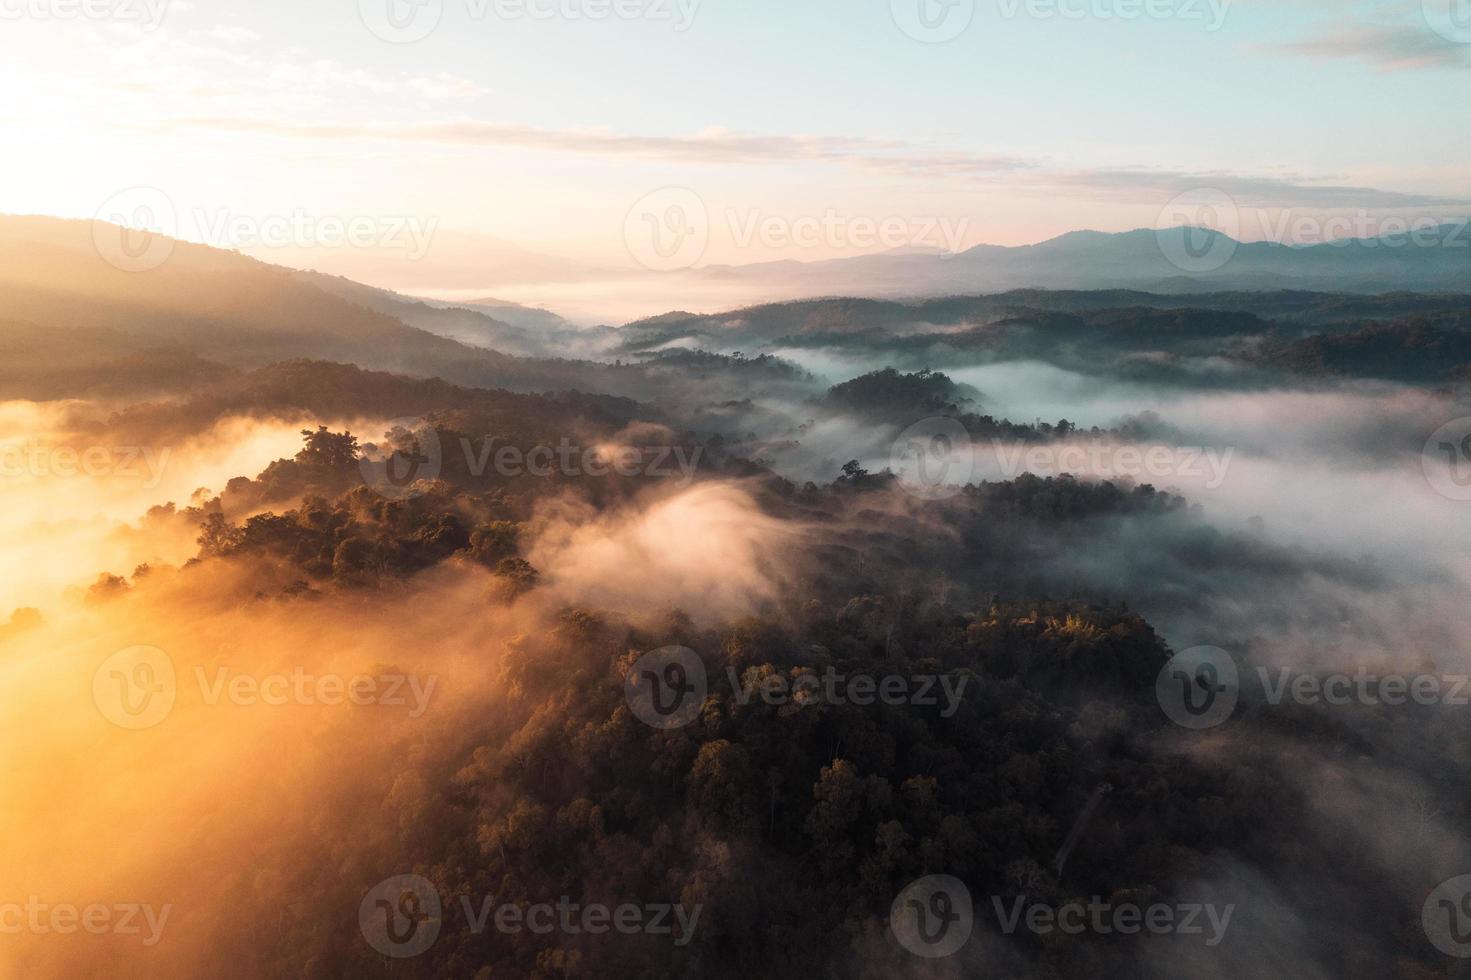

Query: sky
[1,0,1468,292]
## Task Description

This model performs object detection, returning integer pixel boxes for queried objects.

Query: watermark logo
[0,442,172,488]
[93,646,176,730]
[194,667,438,717]
[359,418,444,501]
[625,187,708,272]
[993,896,1233,944]
[475,0,699,28]
[1425,875,1471,957]
[1423,0,1471,45]
[459,895,701,943]
[890,875,973,958]
[990,440,1234,489]
[727,208,970,255]
[1258,667,1471,708]
[995,0,1230,30]
[361,880,700,954]
[728,667,968,717]
[359,0,443,42]
[1252,211,1469,249]
[1424,418,1471,502]
[1156,645,1238,730]
[93,187,177,273]
[191,208,438,260]
[625,646,707,729]
[891,0,975,43]
[360,875,442,958]
[1155,188,1240,273]
[0,0,172,29]
[0,899,171,946]
[457,435,703,484]
[891,417,974,500]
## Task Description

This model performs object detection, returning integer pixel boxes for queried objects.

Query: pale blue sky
[2,0,1467,282]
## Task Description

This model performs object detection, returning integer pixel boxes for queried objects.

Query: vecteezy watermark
[92,647,439,730]
[0,0,171,29]
[727,208,970,256]
[624,188,709,272]
[890,417,975,501]
[1156,646,1239,730]
[890,0,976,43]
[92,189,440,271]
[1252,211,1471,249]
[360,875,442,959]
[892,0,1229,42]
[458,436,703,484]
[360,875,701,958]
[0,441,171,489]
[625,646,707,729]
[1424,875,1471,958]
[193,667,438,717]
[623,190,971,272]
[93,646,177,730]
[1423,0,1471,46]
[1257,667,1471,708]
[890,876,974,958]
[991,440,1235,490]
[727,667,969,718]
[479,0,698,28]
[1423,418,1471,502]
[997,0,1231,30]
[359,418,444,502]
[1157,189,1471,274]
[191,208,438,261]
[1158,645,1471,731]
[358,0,698,42]
[1155,188,1241,274]
[992,895,1234,946]
[93,186,177,273]
[359,419,706,501]
[0,899,171,946]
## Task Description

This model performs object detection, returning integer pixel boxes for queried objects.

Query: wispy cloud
[1265,20,1471,71]
[155,116,1466,211]
[158,117,1038,174]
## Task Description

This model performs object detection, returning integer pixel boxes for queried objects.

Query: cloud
[1264,20,1471,71]
[159,116,1036,174]
[152,116,1465,211]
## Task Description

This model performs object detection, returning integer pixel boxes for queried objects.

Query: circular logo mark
[360,874,442,959]
[890,875,973,958]
[890,417,974,500]
[625,646,707,730]
[1155,188,1240,274]
[624,188,709,272]
[93,646,177,730]
[358,418,443,501]
[1425,875,1471,957]
[1423,418,1471,502]
[92,187,177,273]
[1424,0,1471,45]
[1156,645,1239,730]
[890,0,975,43]
[358,0,443,42]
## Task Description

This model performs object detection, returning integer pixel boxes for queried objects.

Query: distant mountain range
[679,225,1471,300]
[4,213,1470,403]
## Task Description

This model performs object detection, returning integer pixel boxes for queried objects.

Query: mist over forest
[6,0,1471,974]
[3,207,1471,979]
